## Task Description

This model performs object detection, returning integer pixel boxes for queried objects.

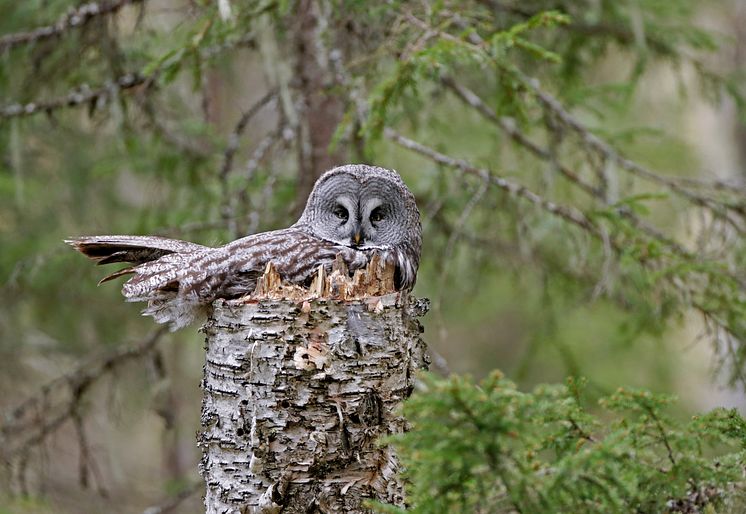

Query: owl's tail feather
[65,235,208,265]
[98,266,136,285]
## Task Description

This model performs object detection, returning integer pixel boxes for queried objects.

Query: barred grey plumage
[67,164,422,330]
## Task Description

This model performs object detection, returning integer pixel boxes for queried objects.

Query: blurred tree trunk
[293,0,347,213]
[198,292,428,513]
[733,4,746,179]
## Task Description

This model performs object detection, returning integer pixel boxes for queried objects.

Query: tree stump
[198,255,429,513]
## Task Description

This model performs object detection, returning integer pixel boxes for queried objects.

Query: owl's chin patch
[357,243,388,251]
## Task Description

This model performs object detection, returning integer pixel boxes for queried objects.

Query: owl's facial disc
[328,195,388,249]
[300,167,416,252]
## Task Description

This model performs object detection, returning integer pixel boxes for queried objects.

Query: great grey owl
[67,164,422,330]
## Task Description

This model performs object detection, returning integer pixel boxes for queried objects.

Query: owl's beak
[353,231,363,246]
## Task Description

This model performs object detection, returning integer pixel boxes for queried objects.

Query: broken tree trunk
[198,256,429,513]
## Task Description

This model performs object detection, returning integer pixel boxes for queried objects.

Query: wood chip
[248,251,397,302]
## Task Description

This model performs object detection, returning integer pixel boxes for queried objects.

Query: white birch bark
[198,261,428,514]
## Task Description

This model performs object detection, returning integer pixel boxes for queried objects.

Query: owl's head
[298,164,421,251]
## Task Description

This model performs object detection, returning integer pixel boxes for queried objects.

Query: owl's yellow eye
[370,207,384,223]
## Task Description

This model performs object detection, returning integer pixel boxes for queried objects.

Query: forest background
[1,0,746,512]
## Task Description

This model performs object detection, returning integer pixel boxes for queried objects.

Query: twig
[0,0,146,53]
[1,328,168,462]
[136,96,212,158]
[568,417,596,443]
[643,405,677,469]
[440,76,697,260]
[0,33,258,121]
[0,73,149,120]
[218,90,278,236]
[515,70,746,228]
[665,174,745,193]
[384,128,602,237]
[71,406,90,489]
[218,89,278,184]
[200,32,257,59]
[237,126,287,200]
[231,125,290,236]
[436,178,489,311]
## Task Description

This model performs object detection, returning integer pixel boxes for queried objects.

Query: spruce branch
[439,75,696,260]
[478,0,682,57]
[384,128,602,237]
[514,68,746,227]
[0,0,147,53]
[388,373,746,513]
[417,11,745,214]
[385,129,745,374]
[0,72,149,120]
[0,33,257,121]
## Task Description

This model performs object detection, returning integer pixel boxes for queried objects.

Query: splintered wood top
[247,252,397,302]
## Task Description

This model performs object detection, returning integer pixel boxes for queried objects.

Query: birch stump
[198,255,429,513]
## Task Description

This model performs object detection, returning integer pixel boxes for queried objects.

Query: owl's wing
[161,230,367,328]
[391,242,420,290]
[69,229,372,330]
[123,229,365,329]
[216,230,368,296]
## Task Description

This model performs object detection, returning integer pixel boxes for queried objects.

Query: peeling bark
[198,259,428,513]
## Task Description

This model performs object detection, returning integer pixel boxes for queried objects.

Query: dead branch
[233,125,290,232]
[135,95,213,159]
[0,0,146,53]
[384,128,602,237]
[219,89,279,236]
[0,33,257,121]
[0,73,149,120]
[0,328,168,464]
[218,89,278,185]
[440,75,696,260]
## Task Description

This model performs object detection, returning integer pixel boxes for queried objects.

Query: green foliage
[1,0,746,510]
[1,0,742,384]
[363,8,571,138]
[379,373,746,513]
[355,0,746,385]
